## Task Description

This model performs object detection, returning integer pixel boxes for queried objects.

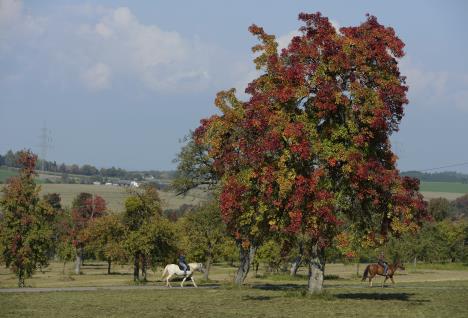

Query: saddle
[178,264,190,271]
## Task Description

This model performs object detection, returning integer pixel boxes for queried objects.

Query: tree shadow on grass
[253,283,305,291]
[107,272,132,276]
[242,295,273,301]
[335,292,429,302]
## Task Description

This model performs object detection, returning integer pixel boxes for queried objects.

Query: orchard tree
[0,150,55,287]
[123,184,177,281]
[195,12,427,292]
[179,200,226,280]
[428,198,451,221]
[451,194,468,219]
[82,214,126,274]
[125,216,178,282]
[173,132,217,195]
[70,192,107,274]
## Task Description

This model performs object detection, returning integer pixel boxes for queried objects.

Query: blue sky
[1,0,467,171]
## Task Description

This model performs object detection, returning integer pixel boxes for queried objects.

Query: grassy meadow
[33,184,207,212]
[0,167,17,183]
[1,262,467,317]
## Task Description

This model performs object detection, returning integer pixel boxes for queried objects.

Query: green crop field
[0,167,17,183]
[36,184,208,212]
[1,262,467,318]
[0,183,208,212]
[420,181,468,194]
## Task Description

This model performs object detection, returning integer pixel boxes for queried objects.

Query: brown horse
[361,260,405,287]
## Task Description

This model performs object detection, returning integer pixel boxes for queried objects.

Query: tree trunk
[107,258,112,275]
[18,270,25,288]
[413,256,417,270]
[290,255,302,276]
[356,262,360,277]
[133,254,140,282]
[75,247,83,275]
[234,245,257,285]
[307,243,325,294]
[141,255,147,282]
[63,261,67,274]
[203,255,212,281]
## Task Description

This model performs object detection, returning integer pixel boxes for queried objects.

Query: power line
[418,161,468,172]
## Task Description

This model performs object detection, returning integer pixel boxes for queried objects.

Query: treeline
[0,149,176,181]
[0,151,236,286]
[247,200,468,275]
[1,151,467,288]
[401,170,468,183]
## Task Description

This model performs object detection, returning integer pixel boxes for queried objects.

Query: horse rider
[378,251,388,276]
[178,253,188,276]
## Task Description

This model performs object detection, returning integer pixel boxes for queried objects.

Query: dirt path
[0,284,219,293]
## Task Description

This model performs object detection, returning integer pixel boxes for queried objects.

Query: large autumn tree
[195,12,427,293]
[0,150,55,287]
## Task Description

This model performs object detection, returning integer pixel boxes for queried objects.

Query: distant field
[0,182,208,212]
[0,168,17,183]
[2,168,467,205]
[37,184,208,212]
[420,181,468,194]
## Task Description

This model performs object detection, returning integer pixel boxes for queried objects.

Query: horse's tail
[361,265,370,281]
[161,265,168,279]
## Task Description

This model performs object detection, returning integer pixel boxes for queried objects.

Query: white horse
[161,262,205,288]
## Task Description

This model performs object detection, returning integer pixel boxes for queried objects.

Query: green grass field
[36,184,208,212]
[420,181,468,194]
[1,262,467,318]
[0,167,17,183]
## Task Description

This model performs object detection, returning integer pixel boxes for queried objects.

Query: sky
[0,0,467,172]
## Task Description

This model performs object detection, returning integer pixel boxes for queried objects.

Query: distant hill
[401,171,468,183]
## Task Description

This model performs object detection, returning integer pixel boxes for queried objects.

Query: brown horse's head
[395,260,405,271]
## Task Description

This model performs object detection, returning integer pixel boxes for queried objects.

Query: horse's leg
[181,276,188,288]
[190,276,198,288]
[390,276,395,285]
[166,274,173,288]
[369,276,372,287]
[382,276,388,288]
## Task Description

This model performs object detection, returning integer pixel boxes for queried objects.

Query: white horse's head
[189,262,206,273]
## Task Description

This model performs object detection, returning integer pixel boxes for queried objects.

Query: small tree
[123,184,177,281]
[70,193,107,274]
[180,200,226,280]
[125,216,178,282]
[0,150,54,287]
[82,214,126,274]
[56,239,76,274]
[428,198,451,221]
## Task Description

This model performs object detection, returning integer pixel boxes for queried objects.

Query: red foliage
[196,11,427,249]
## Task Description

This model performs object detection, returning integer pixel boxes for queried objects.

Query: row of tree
[1,150,467,288]
[0,150,175,181]
[0,151,235,286]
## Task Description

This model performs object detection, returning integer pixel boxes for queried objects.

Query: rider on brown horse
[378,251,388,276]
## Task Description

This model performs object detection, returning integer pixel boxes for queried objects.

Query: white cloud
[0,0,22,24]
[399,57,448,101]
[0,0,46,45]
[81,63,111,91]
[454,90,468,112]
[330,19,341,33]
[73,6,215,93]
[1,2,223,94]
[276,30,300,51]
